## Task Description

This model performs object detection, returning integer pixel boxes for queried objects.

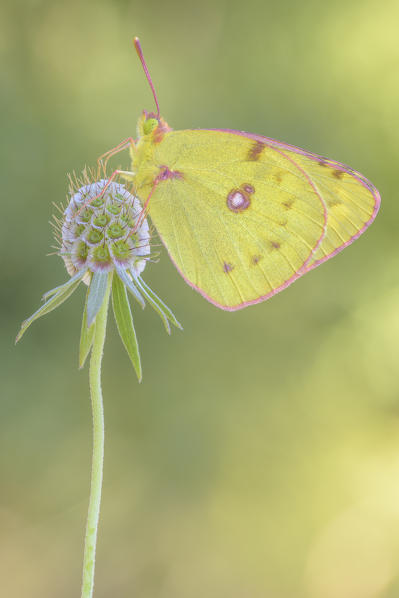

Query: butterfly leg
[132,177,160,234]
[96,137,136,176]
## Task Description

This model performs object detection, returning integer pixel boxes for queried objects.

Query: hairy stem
[81,273,112,598]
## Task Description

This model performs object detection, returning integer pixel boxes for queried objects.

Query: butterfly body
[127,109,379,310]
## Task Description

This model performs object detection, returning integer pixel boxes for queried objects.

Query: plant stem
[81,273,112,598]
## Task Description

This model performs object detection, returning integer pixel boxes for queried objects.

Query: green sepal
[87,271,111,326]
[42,269,86,301]
[116,267,145,309]
[16,275,83,343]
[112,273,142,382]
[137,276,182,330]
[135,274,183,333]
[79,284,96,369]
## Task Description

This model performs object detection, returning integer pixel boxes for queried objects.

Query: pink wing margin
[158,129,380,311]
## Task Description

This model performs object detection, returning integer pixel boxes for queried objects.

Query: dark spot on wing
[247,141,265,161]
[226,186,252,212]
[332,169,344,179]
[282,199,294,210]
[252,255,262,265]
[270,241,281,250]
[223,262,234,273]
[242,183,255,194]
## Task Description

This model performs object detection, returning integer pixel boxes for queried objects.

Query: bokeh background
[1,0,398,596]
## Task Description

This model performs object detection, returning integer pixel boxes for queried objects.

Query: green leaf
[135,274,183,333]
[79,284,95,369]
[116,267,145,309]
[137,276,182,330]
[42,269,87,301]
[16,275,83,343]
[112,273,142,381]
[133,276,170,334]
[87,271,110,326]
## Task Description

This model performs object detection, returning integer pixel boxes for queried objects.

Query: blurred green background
[1,0,398,596]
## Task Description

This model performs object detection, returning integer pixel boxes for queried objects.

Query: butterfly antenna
[133,37,160,119]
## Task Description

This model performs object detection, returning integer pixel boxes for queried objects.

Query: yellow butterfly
[102,38,380,311]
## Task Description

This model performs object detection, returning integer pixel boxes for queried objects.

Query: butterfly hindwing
[134,129,379,310]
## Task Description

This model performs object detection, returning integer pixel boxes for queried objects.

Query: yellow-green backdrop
[1,0,398,596]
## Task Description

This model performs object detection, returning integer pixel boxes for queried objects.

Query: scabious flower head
[60,177,151,281]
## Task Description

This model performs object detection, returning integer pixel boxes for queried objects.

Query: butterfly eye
[143,118,158,135]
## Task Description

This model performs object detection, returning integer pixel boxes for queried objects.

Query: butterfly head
[138,111,171,143]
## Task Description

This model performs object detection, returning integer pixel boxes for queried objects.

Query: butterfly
[102,38,380,311]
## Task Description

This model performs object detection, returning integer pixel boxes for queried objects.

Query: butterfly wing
[136,129,379,310]
[215,129,381,272]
